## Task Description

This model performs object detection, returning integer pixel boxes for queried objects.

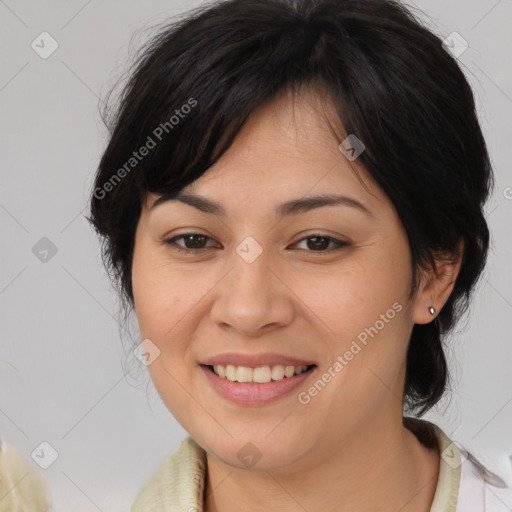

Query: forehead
[145,86,385,212]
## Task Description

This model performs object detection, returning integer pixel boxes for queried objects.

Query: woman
[88,0,511,510]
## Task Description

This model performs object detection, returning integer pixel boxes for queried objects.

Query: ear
[412,240,464,325]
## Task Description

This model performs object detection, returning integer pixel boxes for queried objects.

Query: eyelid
[163,232,219,252]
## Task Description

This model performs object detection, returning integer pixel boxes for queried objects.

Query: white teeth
[210,364,311,383]
[284,365,295,378]
[271,365,285,381]
[235,366,253,383]
[253,366,271,383]
[225,365,237,382]
[213,365,225,378]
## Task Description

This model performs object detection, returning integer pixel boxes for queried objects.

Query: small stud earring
[428,306,436,315]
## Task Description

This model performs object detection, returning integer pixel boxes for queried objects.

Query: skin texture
[131,86,462,512]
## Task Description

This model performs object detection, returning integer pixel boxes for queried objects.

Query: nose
[210,249,295,336]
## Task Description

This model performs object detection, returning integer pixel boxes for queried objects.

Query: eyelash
[162,233,349,254]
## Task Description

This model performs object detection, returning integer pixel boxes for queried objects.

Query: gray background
[1,0,511,510]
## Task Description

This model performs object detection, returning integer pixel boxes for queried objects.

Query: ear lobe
[412,240,464,325]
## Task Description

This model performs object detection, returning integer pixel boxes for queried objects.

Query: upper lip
[200,352,316,368]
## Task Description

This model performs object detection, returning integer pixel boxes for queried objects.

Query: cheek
[132,256,201,417]
[133,273,186,343]
[131,249,213,363]
[306,252,411,342]
[302,240,413,392]
[132,234,185,328]
[132,242,177,340]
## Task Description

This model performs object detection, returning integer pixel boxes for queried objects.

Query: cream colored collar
[131,418,485,512]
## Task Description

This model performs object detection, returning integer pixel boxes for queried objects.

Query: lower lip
[200,365,316,406]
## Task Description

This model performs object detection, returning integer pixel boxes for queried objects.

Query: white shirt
[404,417,512,512]
[455,444,512,511]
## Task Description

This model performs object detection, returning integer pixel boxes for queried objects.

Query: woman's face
[131,88,427,471]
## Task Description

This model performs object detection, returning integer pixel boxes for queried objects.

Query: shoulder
[404,417,512,512]
[456,444,512,512]
[131,436,207,512]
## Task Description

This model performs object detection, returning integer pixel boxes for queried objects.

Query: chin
[197,430,309,473]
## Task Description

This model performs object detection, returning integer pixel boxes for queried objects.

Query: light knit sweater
[0,439,52,512]
[131,418,512,512]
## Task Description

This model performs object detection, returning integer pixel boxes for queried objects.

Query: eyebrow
[150,191,374,219]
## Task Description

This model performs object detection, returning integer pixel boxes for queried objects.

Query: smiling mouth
[203,363,317,384]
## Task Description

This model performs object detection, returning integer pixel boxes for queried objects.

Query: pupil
[307,236,329,250]
[186,234,206,249]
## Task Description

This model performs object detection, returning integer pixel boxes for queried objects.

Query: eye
[293,235,349,252]
[163,233,216,253]
[163,233,349,254]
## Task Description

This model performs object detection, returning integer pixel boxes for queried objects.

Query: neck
[203,416,439,512]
